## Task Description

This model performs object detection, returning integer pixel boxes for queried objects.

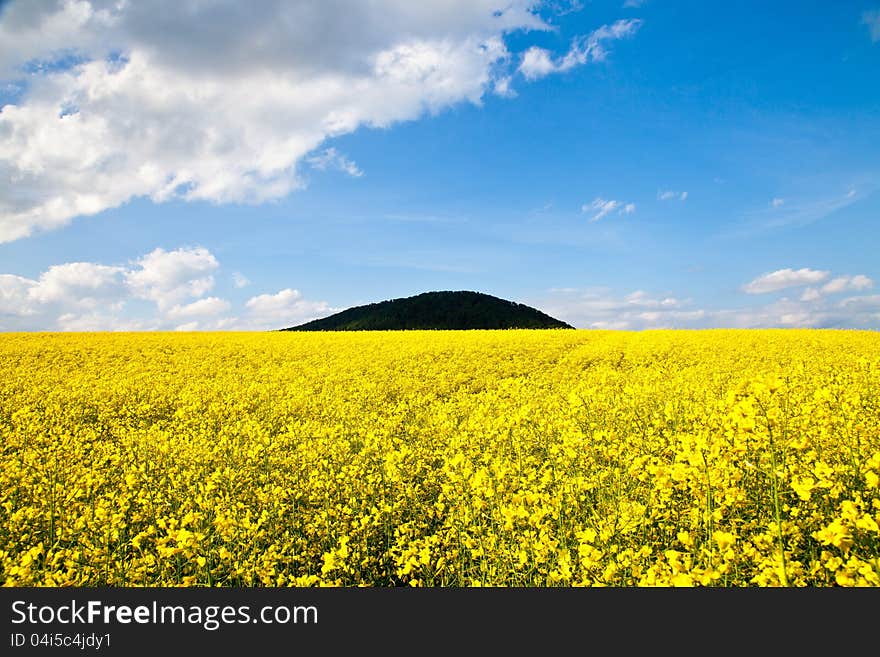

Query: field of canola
[1,329,879,587]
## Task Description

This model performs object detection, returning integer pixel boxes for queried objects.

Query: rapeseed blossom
[1,329,878,586]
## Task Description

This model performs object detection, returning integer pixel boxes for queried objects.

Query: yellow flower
[671,573,694,587]
[814,520,853,552]
[713,531,736,552]
[790,476,815,501]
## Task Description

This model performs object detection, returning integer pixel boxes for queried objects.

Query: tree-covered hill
[281,291,574,331]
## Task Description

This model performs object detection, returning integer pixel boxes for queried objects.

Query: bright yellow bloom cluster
[1,329,878,586]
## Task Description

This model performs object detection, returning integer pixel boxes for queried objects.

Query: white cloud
[742,268,829,294]
[27,262,125,307]
[535,265,880,330]
[623,0,647,7]
[244,288,335,329]
[583,198,619,221]
[0,245,222,328]
[518,18,641,80]
[0,1,558,243]
[840,294,880,311]
[625,291,682,308]
[532,288,700,330]
[165,297,231,320]
[821,274,872,295]
[710,294,880,330]
[801,274,874,300]
[0,245,333,331]
[582,197,635,222]
[532,280,880,330]
[864,10,880,42]
[307,147,363,178]
[125,247,218,310]
[56,312,147,332]
[232,272,250,289]
[658,190,687,201]
[1,263,126,321]
[771,198,785,208]
[174,321,200,332]
[493,75,516,97]
[0,274,38,317]
[518,47,557,80]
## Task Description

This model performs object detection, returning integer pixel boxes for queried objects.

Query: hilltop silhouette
[281,291,574,331]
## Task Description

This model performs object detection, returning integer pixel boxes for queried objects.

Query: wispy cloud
[493,75,516,98]
[658,190,688,201]
[383,213,467,224]
[582,197,636,222]
[306,148,364,178]
[863,9,880,42]
[518,19,642,80]
[232,272,250,289]
[731,187,866,237]
[762,188,862,227]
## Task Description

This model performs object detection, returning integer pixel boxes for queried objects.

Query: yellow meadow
[1,329,878,586]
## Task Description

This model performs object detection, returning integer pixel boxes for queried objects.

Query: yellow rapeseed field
[1,329,878,587]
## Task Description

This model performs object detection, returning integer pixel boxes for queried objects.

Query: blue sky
[0,0,878,330]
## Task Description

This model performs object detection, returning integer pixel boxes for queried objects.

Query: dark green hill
[281,291,574,331]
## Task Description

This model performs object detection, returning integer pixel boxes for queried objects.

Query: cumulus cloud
[582,197,635,222]
[840,294,880,311]
[232,272,250,289]
[800,274,873,301]
[518,47,557,80]
[165,296,231,320]
[243,288,334,327]
[126,247,219,310]
[658,190,687,201]
[742,268,829,294]
[27,262,125,307]
[0,1,560,243]
[0,274,38,317]
[0,245,336,331]
[720,270,876,328]
[518,18,641,80]
[0,246,221,329]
